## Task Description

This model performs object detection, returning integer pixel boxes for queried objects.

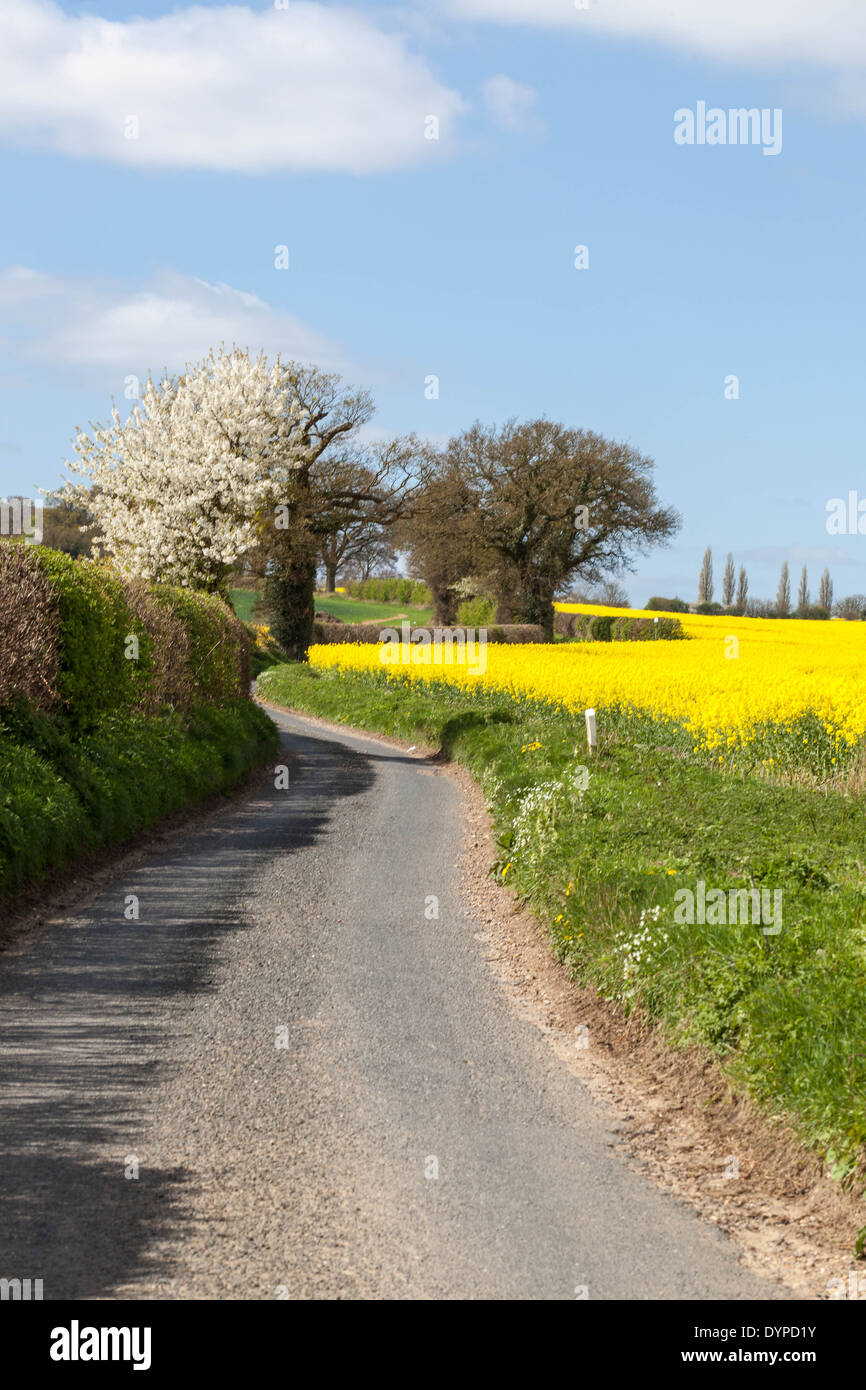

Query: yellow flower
[306,604,865,764]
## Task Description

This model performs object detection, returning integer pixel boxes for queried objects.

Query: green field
[230,588,434,628]
[229,588,261,623]
[314,594,434,626]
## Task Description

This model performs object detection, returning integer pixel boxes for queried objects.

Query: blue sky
[1,0,864,604]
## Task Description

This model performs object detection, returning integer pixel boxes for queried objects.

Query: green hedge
[0,700,278,901]
[555,609,685,642]
[2,546,250,729]
[340,577,432,605]
[32,549,144,728]
[0,544,274,906]
[159,585,250,704]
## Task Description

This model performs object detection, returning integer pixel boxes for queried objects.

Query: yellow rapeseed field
[308,603,866,759]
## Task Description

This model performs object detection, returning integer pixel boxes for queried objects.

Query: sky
[0,0,864,606]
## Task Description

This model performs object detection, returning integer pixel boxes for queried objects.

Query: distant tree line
[684,547,860,618]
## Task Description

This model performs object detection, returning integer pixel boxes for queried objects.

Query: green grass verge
[258,661,866,1198]
[0,699,279,903]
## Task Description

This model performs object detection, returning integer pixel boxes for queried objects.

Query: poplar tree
[722,552,735,608]
[776,562,791,617]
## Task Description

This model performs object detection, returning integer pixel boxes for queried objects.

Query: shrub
[646,595,689,612]
[589,614,614,641]
[119,577,194,713]
[31,549,139,730]
[652,616,685,640]
[341,577,432,605]
[0,541,60,711]
[495,625,546,643]
[695,602,724,615]
[457,595,496,626]
[0,548,268,908]
[243,622,288,677]
[1,547,252,724]
[555,609,684,642]
[153,587,249,703]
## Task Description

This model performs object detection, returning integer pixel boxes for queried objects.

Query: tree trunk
[524,595,554,639]
[510,575,554,638]
[325,562,337,593]
[266,512,318,660]
[431,579,457,626]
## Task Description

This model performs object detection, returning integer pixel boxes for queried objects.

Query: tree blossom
[63,347,313,591]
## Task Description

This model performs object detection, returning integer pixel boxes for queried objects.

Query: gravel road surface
[0,708,784,1300]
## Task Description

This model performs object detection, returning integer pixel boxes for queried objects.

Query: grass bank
[258,660,866,1205]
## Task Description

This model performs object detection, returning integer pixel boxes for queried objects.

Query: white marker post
[585,707,597,755]
[653,616,659,639]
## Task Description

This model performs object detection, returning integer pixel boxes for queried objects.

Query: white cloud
[0,0,466,173]
[450,0,866,109]
[450,0,866,63]
[481,74,542,133]
[0,265,365,383]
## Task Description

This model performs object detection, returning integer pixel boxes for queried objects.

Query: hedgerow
[0,541,277,905]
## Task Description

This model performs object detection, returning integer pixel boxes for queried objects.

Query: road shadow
[0,723,375,1298]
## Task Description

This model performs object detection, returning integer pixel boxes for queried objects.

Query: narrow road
[0,708,783,1300]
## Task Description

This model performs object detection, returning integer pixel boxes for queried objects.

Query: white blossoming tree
[63,347,318,595]
[64,346,425,658]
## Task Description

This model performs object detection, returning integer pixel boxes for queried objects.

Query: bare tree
[736,565,748,613]
[722,552,735,609]
[819,568,833,611]
[797,564,809,613]
[776,562,791,617]
[834,594,866,620]
[698,547,713,604]
[312,449,404,593]
[397,464,480,624]
[593,577,630,608]
[329,533,397,586]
